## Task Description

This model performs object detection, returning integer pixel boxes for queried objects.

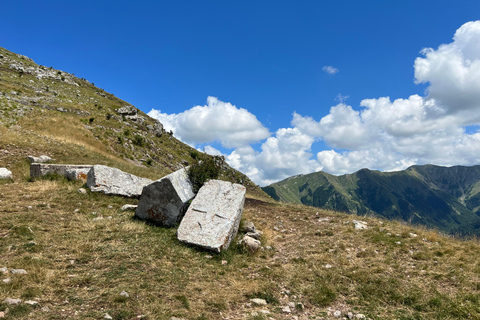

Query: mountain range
[263,165,480,236]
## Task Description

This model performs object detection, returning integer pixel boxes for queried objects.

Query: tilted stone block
[87,165,153,198]
[30,163,93,181]
[177,180,246,252]
[135,167,195,226]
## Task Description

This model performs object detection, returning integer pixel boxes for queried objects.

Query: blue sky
[2,1,480,185]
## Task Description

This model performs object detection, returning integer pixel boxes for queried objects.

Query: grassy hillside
[262,166,480,236]
[3,46,480,319]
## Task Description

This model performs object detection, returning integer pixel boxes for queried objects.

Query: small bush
[123,129,130,136]
[133,135,145,147]
[190,150,200,160]
[188,157,220,193]
[89,117,95,123]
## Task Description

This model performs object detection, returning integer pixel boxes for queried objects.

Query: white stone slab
[177,180,246,252]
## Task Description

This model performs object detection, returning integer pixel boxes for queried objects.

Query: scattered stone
[170,317,186,320]
[177,180,246,252]
[11,269,27,275]
[356,314,366,319]
[409,233,418,238]
[0,168,12,180]
[87,165,153,198]
[115,106,137,115]
[121,204,137,211]
[347,312,354,319]
[0,267,7,274]
[135,167,194,226]
[25,300,39,305]
[104,313,113,319]
[78,188,87,194]
[282,305,291,313]
[221,260,228,265]
[41,306,50,312]
[0,311,4,318]
[243,221,257,233]
[239,235,261,253]
[353,220,368,230]
[73,209,80,213]
[108,205,113,209]
[3,298,21,305]
[245,231,262,240]
[27,155,53,163]
[2,278,11,283]
[333,310,342,317]
[325,264,332,269]
[250,298,267,306]
[120,291,129,298]
[92,217,104,221]
[395,241,402,245]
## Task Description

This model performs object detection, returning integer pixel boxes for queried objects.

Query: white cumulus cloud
[148,96,270,148]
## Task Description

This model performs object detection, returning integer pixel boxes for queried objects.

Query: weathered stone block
[27,155,53,163]
[177,180,246,252]
[30,163,93,180]
[135,168,195,226]
[87,165,153,198]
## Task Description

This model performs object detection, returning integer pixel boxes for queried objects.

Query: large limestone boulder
[135,168,195,226]
[177,180,246,252]
[0,168,12,180]
[30,164,93,180]
[87,165,153,198]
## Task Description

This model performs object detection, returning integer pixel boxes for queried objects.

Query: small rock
[0,267,7,274]
[244,221,257,233]
[78,188,87,194]
[333,310,342,317]
[409,233,418,238]
[288,302,295,308]
[221,260,228,265]
[356,314,366,319]
[73,208,80,213]
[0,311,4,318]
[3,297,22,305]
[282,306,291,313]
[3,278,11,283]
[170,317,186,320]
[25,300,39,305]
[245,231,262,240]
[108,205,113,209]
[353,220,368,230]
[395,241,402,245]
[92,217,104,221]
[250,298,267,306]
[121,204,137,211]
[347,312,354,319]
[239,235,261,253]
[104,313,113,319]
[120,291,129,298]
[0,168,12,180]
[41,306,50,312]
[11,269,27,274]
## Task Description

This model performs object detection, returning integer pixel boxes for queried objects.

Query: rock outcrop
[177,180,246,252]
[30,163,93,181]
[0,168,12,180]
[135,168,195,226]
[86,165,153,198]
